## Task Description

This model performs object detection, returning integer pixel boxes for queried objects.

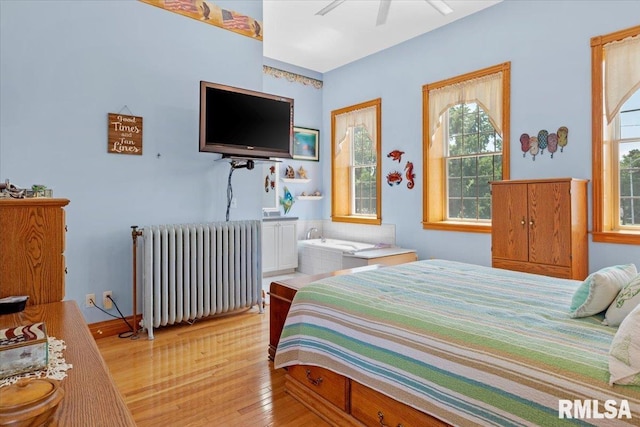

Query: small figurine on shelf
[312,190,321,197]
[285,165,295,179]
[297,166,308,180]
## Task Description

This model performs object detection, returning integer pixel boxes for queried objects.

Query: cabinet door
[261,222,278,273]
[492,183,528,262]
[528,181,572,267]
[278,222,298,270]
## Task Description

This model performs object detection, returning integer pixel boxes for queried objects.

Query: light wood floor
[96,305,329,426]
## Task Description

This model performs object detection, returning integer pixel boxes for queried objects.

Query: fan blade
[425,0,453,16]
[316,0,346,16]
[376,0,392,26]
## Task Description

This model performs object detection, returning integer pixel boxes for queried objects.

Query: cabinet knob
[529,220,534,227]
[520,217,526,226]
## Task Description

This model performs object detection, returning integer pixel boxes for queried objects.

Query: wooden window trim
[331,98,382,224]
[422,62,511,233]
[591,25,640,245]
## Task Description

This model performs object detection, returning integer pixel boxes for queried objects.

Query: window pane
[448,177,461,197]
[448,135,461,156]
[449,105,463,136]
[462,198,478,219]
[449,198,462,219]
[462,177,476,197]
[479,133,495,153]
[354,165,376,215]
[463,134,479,154]
[621,89,640,140]
[448,158,461,178]
[462,103,478,133]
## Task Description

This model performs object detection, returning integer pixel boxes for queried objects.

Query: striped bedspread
[274,259,640,426]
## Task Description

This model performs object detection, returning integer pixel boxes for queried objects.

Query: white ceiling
[263,0,503,73]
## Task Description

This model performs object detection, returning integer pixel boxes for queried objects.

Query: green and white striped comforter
[274,259,640,426]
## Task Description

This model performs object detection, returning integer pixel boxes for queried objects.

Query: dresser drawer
[288,365,349,411]
[351,381,448,427]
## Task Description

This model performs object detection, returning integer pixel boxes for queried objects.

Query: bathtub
[297,238,397,275]
[300,238,378,254]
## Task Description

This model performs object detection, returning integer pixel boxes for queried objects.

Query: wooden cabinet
[0,198,69,305]
[262,219,298,275]
[491,178,588,280]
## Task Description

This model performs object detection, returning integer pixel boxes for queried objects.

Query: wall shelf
[281,178,311,183]
[297,195,323,200]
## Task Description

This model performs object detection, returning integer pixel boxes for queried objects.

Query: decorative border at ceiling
[139,0,262,41]
[263,66,323,89]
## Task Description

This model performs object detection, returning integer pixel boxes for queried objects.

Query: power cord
[89,295,139,340]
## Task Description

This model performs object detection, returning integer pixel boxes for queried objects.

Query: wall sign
[108,113,143,155]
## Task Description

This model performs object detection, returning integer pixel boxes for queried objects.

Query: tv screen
[199,81,294,159]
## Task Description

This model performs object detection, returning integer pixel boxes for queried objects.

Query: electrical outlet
[85,293,95,308]
[103,291,113,310]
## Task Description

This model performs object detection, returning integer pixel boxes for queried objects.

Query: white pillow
[569,264,637,318]
[609,303,640,385]
[603,274,640,327]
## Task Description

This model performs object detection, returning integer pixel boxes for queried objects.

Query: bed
[273,259,640,426]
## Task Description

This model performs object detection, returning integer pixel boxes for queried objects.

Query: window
[592,25,640,244]
[331,98,381,225]
[423,62,510,233]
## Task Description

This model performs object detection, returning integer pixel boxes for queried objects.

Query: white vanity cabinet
[262,219,298,275]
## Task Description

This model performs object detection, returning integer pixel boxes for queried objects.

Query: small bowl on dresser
[0,296,29,315]
[0,378,64,427]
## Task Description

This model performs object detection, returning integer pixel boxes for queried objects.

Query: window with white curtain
[423,62,510,233]
[331,99,381,224]
[592,25,640,244]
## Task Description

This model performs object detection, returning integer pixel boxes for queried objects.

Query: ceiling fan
[316,0,454,26]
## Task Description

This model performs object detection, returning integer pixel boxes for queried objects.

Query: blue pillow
[569,264,637,318]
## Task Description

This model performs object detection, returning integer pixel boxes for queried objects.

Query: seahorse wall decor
[519,126,568,161]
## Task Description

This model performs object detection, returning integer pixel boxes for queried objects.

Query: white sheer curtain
[428,72,503,143]
[604,34,640,124]
[334,106,377,155]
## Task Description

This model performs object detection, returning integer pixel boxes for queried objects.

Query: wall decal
[386,171,402,186]
[387,150,405,162]
[280,186,294,214]
[405,161,415,189]
[139,0,263,41]
[519,126,568,160]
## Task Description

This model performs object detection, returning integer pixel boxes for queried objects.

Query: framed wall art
[293,127,319,161]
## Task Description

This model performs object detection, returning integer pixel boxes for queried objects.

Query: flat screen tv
[199,81,294,159]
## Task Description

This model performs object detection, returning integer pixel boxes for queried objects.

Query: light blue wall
[0,0,266,322]
[2,0,639,323]
[321,0,640,269]
[263,58,324,219]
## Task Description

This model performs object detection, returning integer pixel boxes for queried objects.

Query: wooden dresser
[0,301,136,426]
[491,178,588,280]
[0,198,69,305]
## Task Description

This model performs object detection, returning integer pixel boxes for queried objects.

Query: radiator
[141,221,262,339]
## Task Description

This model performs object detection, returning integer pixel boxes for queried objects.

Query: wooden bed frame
[269,266,450,427]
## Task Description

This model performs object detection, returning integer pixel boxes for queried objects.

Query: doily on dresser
[0,337,72,387]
